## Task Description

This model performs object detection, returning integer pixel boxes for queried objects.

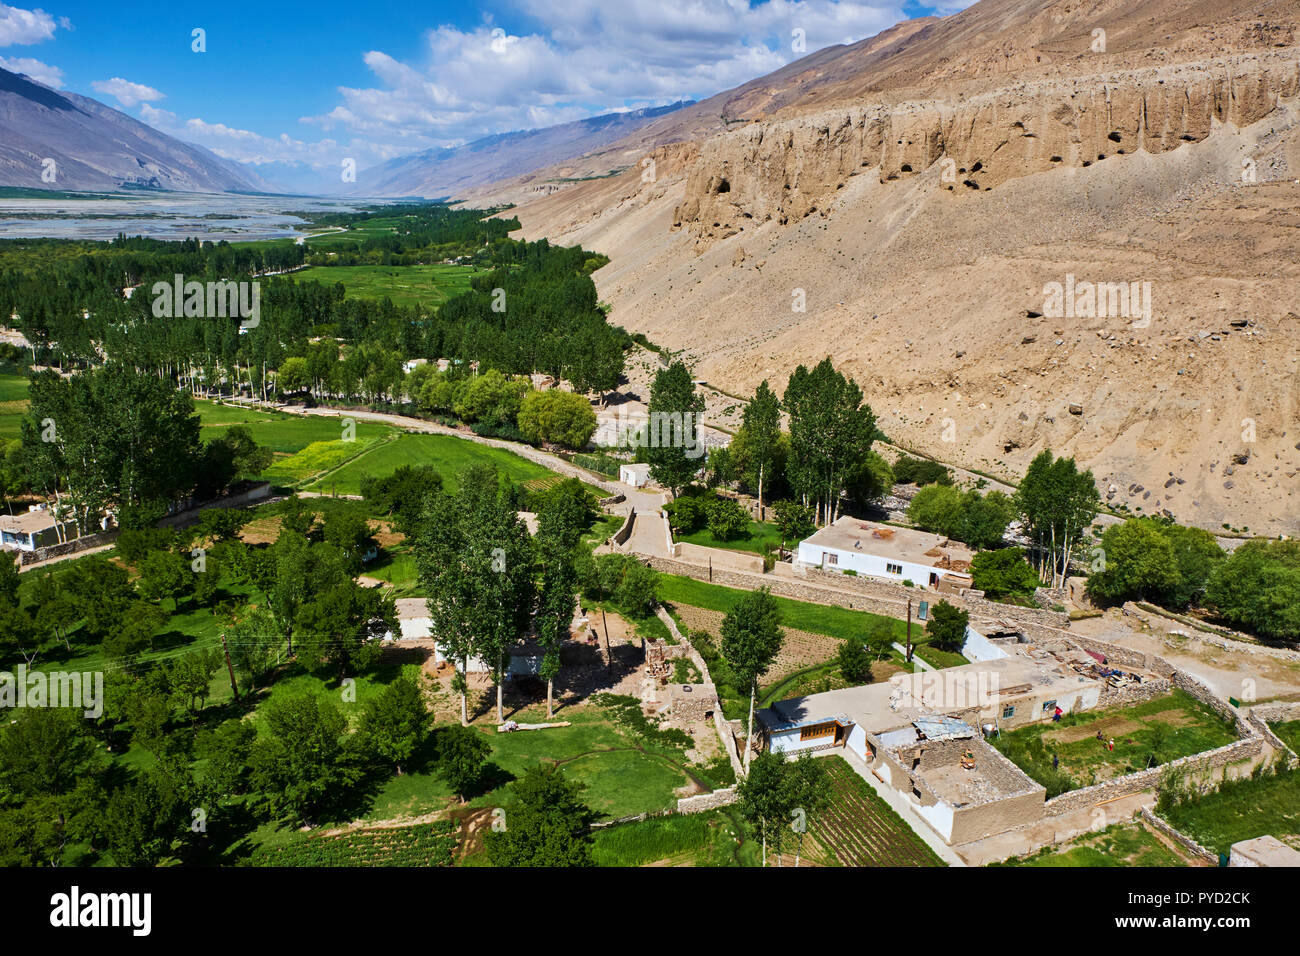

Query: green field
[677,520,784,555]
[809,756,945,867]
[1270,720,1300,754]
[303,431,557,496]
[658,574,959,667]
[997,821,1189,867]
[591,810,758,866]
[0,369,29,439]
[293,263,479,309]
[1159,766,1300,857]
[362,707,700,825]
[992,690,1240,795]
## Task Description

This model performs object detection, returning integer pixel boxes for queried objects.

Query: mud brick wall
[1098,677,1173,708]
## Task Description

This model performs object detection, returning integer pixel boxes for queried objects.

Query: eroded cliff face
[674,51,1300,244]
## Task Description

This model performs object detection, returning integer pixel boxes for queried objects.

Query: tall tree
[1015,451,1100,587]
[783,359,877,525]
[646,360,705,497]
[740,380,781,511]
[361,674,430,776]
[415,465,536,724]
[720,587,783,772]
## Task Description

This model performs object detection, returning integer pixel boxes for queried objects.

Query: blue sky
[0,0,973,180]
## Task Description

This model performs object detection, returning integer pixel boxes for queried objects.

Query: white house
[796,516,972,589]
[393,598,541,676]
[0,507,72,552]
[619,463,650,487]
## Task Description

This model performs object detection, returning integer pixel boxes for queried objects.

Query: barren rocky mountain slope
[484,0,1300,537]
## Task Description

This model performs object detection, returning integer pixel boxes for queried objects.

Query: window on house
[824,552,838,566]
[799,723,836,741]
[1002,705,1015,719]
[886,562,903,575]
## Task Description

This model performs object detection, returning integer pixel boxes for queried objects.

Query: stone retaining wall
[17,528,117,566]
[677,786,738,813]
[1140,808,1219,864]
[611,509,635,547]
[656,606,745,779]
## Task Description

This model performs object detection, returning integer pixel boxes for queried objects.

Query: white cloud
[0,53,61,85]
[91,76,165,108]
[304,1,910,151]
[0,3,59,46]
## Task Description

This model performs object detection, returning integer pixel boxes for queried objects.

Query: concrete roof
[395,598,429,620]
[1230,836,1300,867]
[0,510,62,534]
[800,516,972,567]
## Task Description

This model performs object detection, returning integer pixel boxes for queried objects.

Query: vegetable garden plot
[251,820,457,867]
[808,757,945,868]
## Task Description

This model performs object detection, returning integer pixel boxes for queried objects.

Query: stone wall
[1043,736,1263,816]
[677,787,738,814]
[1139,808,1219,865]
[611,509,635,547]
[18,529,117,566]
[656,606,745,778]
[1097,676,1173,709]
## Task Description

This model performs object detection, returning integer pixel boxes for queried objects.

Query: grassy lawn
[195,400,394,454]
[303,432,556,497]
[1270,720,1300,754]
[1159,767,1300,857]
[991,690,1240,795]
[363,707,697,824]
[678,520,784,555]
[591,809,759,866]
[658,574,962,666]
[293,263,479,310]
[996,821,1189,867]
[0,369,29,439]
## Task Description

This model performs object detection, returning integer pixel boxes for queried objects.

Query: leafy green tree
[970,547,1041,600]
[434,724,491,802]
[277,356,311,394]
[292,552,395,680]
[516,389,598,448]
[925,600,969,653]
[705,496,750,541]
[646,360,705,497]
[1015,451,1100,586]
[0,707,101,798]
[784,751,831,867]
[361,674,430,775]
[415,464,536,724]
[771,499,814,551]
[322,509,377,574]
[226,607,282,693]
[1205,540,1300,643]
[168,648,222,717]
[533,477,595,549]
[137,548,187,613]
[783,359,877,526]
[837,638,873,683]
[360,464,442,539]
[1086,519,1179,604]
[737,749,789,866]
[720,587,783,771]
[196,719,257,798]
[739,380,781,510]
[893,456,952,486]
[249,694,361,824]
[484,764,594,866]
[907,483,964,537]
[535,525,577,718]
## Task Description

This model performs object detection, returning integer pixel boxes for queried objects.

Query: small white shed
[619,463,650,487]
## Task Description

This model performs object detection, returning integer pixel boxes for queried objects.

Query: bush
[893,455,952,486]
[970,547,1041,600]
[705,497,749,540]
[664,495,708,535]
[837,639,872,683]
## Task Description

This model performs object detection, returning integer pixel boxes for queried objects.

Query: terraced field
[808,756,945,867]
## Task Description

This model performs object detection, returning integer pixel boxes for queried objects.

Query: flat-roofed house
[796,516,972,589]
[0,508,70,552]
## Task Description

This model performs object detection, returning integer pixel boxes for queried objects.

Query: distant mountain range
[345,102,693,198]
[0,67,269,193]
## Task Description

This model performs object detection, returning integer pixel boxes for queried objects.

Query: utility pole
[220,632,239,700]
[905,599,913,664]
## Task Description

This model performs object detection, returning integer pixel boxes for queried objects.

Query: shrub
[705,497,749,540]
